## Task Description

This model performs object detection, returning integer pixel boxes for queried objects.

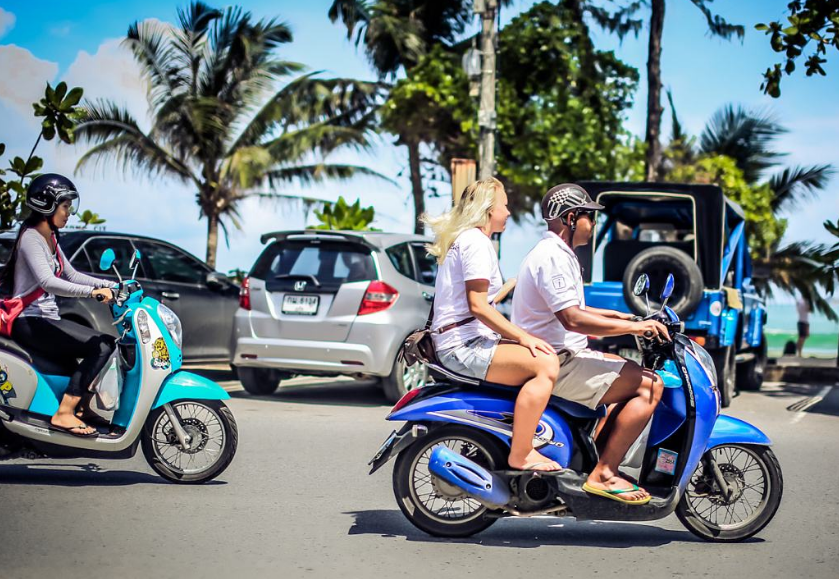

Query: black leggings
[12,317,116,398]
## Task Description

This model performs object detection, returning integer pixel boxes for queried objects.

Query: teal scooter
[0,248,238,483]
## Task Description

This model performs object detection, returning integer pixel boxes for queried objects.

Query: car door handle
[161,292,180,300]
[422,291,434,303]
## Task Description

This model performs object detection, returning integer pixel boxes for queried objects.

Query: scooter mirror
[99,248,116,272]
[128,249,141,270]
[661,273,675,301]
[633,274,650,297]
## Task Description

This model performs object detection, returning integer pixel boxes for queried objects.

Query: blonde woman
[424,177,561,472]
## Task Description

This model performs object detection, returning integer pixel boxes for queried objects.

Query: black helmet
[541,183,603,222]
[26,173,79,216]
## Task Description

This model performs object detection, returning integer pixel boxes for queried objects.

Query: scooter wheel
[141,399,238,484]
[392,425,507,538]
[675,444,783,542]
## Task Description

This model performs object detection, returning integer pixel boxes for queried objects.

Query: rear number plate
[282,294,319,315]
[619,348,642,364]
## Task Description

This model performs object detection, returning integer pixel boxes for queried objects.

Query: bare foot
[51,413,96,436]
[509,449,562,472]
[585,474,649,501]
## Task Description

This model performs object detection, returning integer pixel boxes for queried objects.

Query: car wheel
[737,340,767,392]
[237,367,284,396]
[381,353,428,404]
[712,346,736,408]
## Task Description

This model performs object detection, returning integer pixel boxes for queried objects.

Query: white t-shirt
[796,300,810,323]
[431,228,502,351]
[511,231,588,353]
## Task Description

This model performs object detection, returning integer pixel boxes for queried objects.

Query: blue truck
[576,182,768,407]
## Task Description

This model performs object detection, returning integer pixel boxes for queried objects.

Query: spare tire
[622,246,703,316]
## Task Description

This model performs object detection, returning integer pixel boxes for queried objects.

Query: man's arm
[556,306,670,341]
[585,305,634,321]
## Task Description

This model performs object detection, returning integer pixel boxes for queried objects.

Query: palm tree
[329,1,500,233]
[585,0,743,181]
[75,2,386,267]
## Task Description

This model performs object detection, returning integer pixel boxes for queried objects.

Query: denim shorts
[436,334,501,380]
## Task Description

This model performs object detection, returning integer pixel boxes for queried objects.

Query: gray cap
[540,183,604,221]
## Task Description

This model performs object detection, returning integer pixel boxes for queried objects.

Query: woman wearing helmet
[0,174,116,437]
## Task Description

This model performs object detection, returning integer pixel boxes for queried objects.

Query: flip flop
[51,423,99,438]
[582,482,651,505]
[75,410,111,429]
[516,461,562,472]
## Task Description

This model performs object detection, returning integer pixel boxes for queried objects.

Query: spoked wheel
[676,444,783,542]
[392,426,506,537]
[142,400,238,484]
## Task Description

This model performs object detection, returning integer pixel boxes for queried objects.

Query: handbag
[399,299,438,367]
[0,233,64,338]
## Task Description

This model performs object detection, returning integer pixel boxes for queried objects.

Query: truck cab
[576,182,767,407]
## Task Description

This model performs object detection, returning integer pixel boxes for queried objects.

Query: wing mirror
[99,248,116,272]
[633,273,651,315]
[206,271,230,290]
[128,249,141,279]
[661,273,675,307]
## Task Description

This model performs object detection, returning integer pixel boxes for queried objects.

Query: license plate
[370,430,397,465]
[282,294,319,315]
[619,347,642,364]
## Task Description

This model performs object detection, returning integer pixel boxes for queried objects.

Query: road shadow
[229,380,390,408]
[0,462,226,487]
[804,387,839,418]
[344,509,727,548]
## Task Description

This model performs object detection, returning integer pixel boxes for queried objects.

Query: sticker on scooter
[151,338,171,370]
[655,448,678,475]
[0,366,16,402]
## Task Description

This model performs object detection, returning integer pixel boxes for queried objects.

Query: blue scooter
[0,248,238,484]
[369,274,782,541]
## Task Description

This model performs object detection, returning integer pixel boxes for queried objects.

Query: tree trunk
[645,0,665,182]
[407,140,424,234]
[205,211,219,269]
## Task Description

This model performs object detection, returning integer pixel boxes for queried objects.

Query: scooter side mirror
[99,248,116,272]
[128,249,140,270]
[633,274,650,297]
[661,273,675,302]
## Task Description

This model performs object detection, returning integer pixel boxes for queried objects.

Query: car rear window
[252,240,376,290]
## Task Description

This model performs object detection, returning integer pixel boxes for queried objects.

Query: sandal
[51,422,99,438]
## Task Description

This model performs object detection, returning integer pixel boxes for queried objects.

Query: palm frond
[699,104,786,183]
[688,0,744,40]
[767,164,835,212]
[584,2,645,41]
[75,100,197,185]
[666,88,686,142]
[264,163,394,188]
[124,19,186,111]
[328,0,372,40]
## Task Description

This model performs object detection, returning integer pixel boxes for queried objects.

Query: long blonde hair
[422,177,503,264]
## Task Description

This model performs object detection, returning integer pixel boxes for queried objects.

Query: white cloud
[0,8,15,39]
[0,45,58,119]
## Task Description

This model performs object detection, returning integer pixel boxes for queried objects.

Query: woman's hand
[519,333,557,357]
[91,288,115,303]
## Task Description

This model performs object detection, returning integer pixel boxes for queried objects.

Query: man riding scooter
[511,183,670,505]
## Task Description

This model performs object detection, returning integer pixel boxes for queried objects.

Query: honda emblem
[294,280,307,292]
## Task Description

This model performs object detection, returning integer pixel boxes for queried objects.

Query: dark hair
[0,213,61,296]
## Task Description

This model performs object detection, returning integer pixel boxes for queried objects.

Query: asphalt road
[2,374,838,579]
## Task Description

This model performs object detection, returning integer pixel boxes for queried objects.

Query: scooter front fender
[704,414,771,452]
[152,371,230,409]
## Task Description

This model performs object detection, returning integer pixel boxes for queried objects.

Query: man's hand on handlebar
[92,288,115,303]
[630,319,671,342]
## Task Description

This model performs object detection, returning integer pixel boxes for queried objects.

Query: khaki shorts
[554,348,627,409]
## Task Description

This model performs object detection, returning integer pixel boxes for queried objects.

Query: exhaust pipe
[428,446,511,509]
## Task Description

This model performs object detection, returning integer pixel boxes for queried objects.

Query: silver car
[232,230,436,402]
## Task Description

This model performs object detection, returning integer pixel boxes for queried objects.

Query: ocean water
[764,303,839,358]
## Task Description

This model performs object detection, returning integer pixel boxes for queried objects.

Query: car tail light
[688,335,706,346]
[390,387,423,414]
[358,281,398,315]
[239,276,251,311]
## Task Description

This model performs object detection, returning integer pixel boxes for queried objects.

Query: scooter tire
[141,400,238,484]
[675,444,783,542]
[392,425,507,538]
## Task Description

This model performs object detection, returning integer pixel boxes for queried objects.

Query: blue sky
[0,0,837,300]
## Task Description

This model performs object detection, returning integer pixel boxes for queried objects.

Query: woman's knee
[95,335,116,357]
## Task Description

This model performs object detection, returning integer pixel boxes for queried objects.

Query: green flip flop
[582,482,651,505]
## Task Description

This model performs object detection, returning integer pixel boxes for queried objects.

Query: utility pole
[474,0,498,180]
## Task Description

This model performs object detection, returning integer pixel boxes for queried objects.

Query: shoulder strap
[424,297,435,330]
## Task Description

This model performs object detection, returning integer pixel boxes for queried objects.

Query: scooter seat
[0,336,75,376]
[427,362,607,419]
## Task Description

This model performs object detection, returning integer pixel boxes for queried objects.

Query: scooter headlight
[690,342,718,390]
[157,304,183,348]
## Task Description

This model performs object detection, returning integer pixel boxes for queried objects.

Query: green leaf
[42,125,56,141]
[45,82,55,103]
[53,81,68,103]
[0,143,5,157]
[755,24,770,32]
[60,87,84,110]
[24,156,43,175]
